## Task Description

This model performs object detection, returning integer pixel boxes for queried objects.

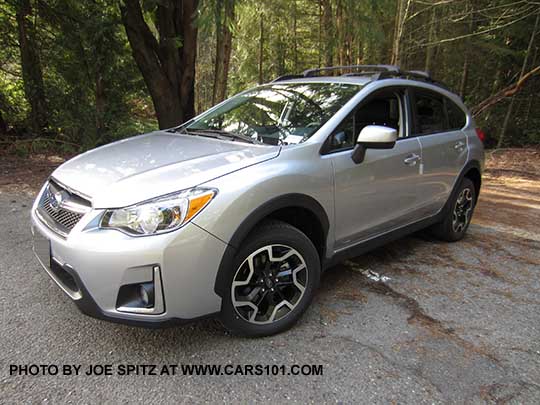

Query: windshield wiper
[177,127,224,140]
[186,128,262,145]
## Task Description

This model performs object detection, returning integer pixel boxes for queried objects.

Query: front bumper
[30,196,227,327]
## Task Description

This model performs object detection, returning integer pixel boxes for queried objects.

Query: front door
[325,89,425,251]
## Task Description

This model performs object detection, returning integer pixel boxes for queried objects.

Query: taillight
[475,128,486,143]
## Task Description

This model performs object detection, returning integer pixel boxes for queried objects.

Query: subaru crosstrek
[31,65,484,336]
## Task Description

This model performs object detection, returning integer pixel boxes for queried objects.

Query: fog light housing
[116,266,164,314]
[139,283,154,307]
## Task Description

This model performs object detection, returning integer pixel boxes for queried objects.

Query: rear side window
[446,98,467,130]
[412,91,446,136]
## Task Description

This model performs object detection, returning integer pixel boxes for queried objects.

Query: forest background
[1,0,539,155]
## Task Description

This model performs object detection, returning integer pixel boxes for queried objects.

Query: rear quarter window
[412,90,446,136]
[445,98,467,130]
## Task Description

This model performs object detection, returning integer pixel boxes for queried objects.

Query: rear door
[411,88,468,215]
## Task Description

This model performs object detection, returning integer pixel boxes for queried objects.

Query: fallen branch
[472,65,540,117]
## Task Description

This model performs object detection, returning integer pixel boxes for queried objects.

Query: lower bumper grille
[50,258,80,294]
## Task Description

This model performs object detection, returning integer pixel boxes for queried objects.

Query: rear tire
[219,220,320,337]
[431,177,476,242]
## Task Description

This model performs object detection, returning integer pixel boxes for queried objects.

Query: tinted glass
[355,97,400,134]
[186,83,360,145]
[446,98,466,130]
[326,94,401,152]
[413,92,446,135]
[328,112,355,151]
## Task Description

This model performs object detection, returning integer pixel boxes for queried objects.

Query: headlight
[100,188,217,236]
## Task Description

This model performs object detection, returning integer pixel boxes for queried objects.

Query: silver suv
[31,65,484,336]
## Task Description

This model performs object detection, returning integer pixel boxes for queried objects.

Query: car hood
[51,131,280,208]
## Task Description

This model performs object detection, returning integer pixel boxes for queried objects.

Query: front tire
[220,220,320,337]
[431,177,476,242]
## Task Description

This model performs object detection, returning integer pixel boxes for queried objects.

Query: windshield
[184,82,361,145]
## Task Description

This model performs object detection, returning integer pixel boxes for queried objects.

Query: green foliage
[0,0,538,151]
[0,0,156,151]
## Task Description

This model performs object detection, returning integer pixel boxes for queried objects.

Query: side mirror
[352,125,398,164]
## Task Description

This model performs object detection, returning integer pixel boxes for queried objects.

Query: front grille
[41,192,83,230]
[37,181,91,236]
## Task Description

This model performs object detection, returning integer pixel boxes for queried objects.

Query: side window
[446,98,467,130]
[413,91,446,135]
[327,113,355,152]
[325,93,401,152]
[355,97,400,135]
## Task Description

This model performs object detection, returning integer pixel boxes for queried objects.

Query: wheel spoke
[232,300,259,322]
[230,244,308,325]
[452,187,474,233]
[268,300,294,322]
[292,264,306,294]
[271,248,295,262]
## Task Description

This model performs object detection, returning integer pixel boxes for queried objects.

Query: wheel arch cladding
[463,165,481,204]
[442,160,482,217]
[213,193,329,298]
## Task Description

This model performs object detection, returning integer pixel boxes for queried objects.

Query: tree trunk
[95,70,105,137]
[293,0,298,71]
[216,0,234,103]
[336,0,344,66]
[16,0,48,134]
[212,0,224,105]
[320,0,333,67]
[258,13,264,84]
[318,0,322,67]
[424,6,436,72]
[524,46,538,128]
[391,0,403,65]
[94,31,106,137]
[459,1,475,98]
[391,0,410,66]
[0,90,10,134]
[0,111,6,134]
[497,13,539,148]
[459,55,470,98]
[120,0,198,129]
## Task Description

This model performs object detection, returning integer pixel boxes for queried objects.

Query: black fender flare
[213,193,330,298]
[442,159,482,216]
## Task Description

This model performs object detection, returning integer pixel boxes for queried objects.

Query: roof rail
[378,69,431,81]
[377,70,450,91]
[406,70,431,79]
[270,65,450,90]
[270,74,304,83]
[302,64,400,77]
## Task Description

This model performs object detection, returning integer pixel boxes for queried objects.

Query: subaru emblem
[49,188,65,210]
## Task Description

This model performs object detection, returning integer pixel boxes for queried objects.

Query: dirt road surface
[1,149,539,403]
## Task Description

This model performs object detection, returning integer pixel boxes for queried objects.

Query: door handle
[454,141,465,150]
[403,153,421,166]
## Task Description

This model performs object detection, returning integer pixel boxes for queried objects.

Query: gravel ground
[0,150,539,403]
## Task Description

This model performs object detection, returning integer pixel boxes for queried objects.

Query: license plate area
[32,226,51,269]
[32,225,81,299]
